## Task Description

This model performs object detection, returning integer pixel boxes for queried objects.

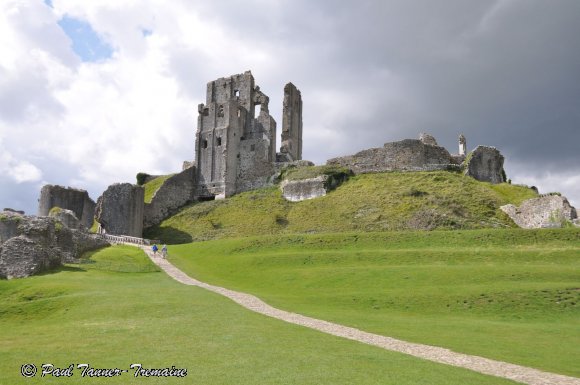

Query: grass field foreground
[0,245,520,385]
[169,228,580,377]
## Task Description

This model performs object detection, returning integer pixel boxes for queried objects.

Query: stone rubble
[501,195,577,228]
[0,210,108,279]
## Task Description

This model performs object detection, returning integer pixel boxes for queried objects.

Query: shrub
[136,172,150,186]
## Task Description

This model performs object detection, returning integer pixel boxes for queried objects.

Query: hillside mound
[145,171,537,243]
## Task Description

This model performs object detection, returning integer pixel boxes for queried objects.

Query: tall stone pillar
[459,134,467,156]
[280,82,303,161]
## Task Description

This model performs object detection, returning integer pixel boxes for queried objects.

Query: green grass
[147,171,538,243]
[143,174,173,203]
[0,245,520,385]
[168,228,580,377]
[282,164,352,181]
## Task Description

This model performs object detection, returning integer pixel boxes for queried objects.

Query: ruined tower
[279,82,303,162]
[459,134,467,156]
[195,71,277,199]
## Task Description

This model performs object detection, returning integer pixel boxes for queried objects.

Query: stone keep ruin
[195,71,303,199]
[26,71,578,245]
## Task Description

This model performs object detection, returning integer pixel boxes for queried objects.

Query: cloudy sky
[1,0,579,214]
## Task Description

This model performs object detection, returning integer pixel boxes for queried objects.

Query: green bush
[136,172,150,186]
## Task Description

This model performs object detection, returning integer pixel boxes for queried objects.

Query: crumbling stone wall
[464,146,505,184]
[0,211,108,279]
[327,137,458,174]
[144,167,196,228]
[501,195,577,228]
[419,133,438,146]
[38,185,96,228]
[95,183,144,237]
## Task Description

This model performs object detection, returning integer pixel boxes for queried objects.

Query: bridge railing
[95,233,155,246]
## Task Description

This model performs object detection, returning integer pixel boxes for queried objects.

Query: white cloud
[0,152,42,183]
[511,171,580,209]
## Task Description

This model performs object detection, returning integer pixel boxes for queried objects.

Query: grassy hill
[146,171,537,243]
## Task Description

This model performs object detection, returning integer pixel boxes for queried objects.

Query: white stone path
[142,246,579,385]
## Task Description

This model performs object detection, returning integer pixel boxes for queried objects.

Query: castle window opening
[237,109,241,118]
[217,137,222,146]
[203,139,208,149]
[218,105,224,117]
[254,104,261,118]
[234,90,239,98]
[250,144,255,152]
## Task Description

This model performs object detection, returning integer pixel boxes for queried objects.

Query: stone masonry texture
[327,137,459,174]
[280,82,303,162]
[95,183,144,237]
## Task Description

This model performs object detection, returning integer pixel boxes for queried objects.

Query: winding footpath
[142,246,579,385]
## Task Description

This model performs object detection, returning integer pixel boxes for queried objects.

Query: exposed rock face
[327,138,460,174]
[464,146,505,184]
[0,211,108,279]
[144,167,197,228]
[38,185,96,228]
[95,183,144,237]
[500,195,577,228]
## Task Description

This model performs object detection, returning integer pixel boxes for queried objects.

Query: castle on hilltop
[35,71,523,238]
[3,70,577,280]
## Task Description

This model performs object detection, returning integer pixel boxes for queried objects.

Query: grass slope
[0,245,518,385]
[143,174,173,203]
[146,171,537,243]
[168,229,580,377]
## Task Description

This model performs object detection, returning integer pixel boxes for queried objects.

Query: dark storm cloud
[302,0,580,170]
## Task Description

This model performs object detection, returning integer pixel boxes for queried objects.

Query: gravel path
[143,247,579,385]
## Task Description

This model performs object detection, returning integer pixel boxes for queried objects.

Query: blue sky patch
[58,15,113,62]
[44,0,53,8]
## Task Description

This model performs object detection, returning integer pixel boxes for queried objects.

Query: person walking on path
[161,244,168,259]
[152,244,158,256]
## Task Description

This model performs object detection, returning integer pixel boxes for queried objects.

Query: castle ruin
[33,71,550,239]
[195,71,303,199]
